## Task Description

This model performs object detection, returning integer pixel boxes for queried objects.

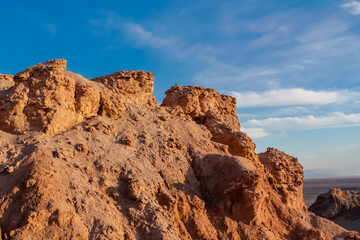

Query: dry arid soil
[0,59,359,239]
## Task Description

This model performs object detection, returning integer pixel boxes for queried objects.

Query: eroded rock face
[91,70,156,118]
[309,188,360,232]
[0,59,156,135]
[0,74,14,91]
[162,85,256,160]
[191,152,262,224]
[259,148,306,211]
[0,59,78,134]
[0,60,358,240]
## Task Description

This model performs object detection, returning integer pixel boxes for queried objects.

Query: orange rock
[0,59,156,135]
[162,85,256,160]
[0,59,357,239]
[259,147,307,211]
[0,74,14,91]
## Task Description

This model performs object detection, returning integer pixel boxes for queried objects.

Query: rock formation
[259,148,306,211]
[309,188,360,232]
[0,59,359,239]
[0,74,14,91]
[162,85,256,160]
[0,59,155,135]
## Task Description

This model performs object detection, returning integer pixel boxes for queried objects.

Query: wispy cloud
[231,88,360,108]
[244,112,360,131]
[89,12,219,62]
[89,12,178,50]
[84,1,360,175]
[89,8,360,95]
[273,106,313,116]
[299,19,350,43]
[293,19,359,59]
[342,1,360,15]
[193,64,302,88]
[240,12,298,48]
[123,22,178,49]
[195,17,360,88]
[241,127,269,139]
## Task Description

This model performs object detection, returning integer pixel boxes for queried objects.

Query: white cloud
[89,12,221,63]
[342,1,360,15]
[272,18,360,62]
[241,127,269,139]
[274,106,312,116]
[299,19,350,42]
[237,113,258,118]
[230,88,359,108]
[193,63,289,87]
[244,112,360,131]
[194,19,360,86]
[89,13,179,51]
[212,17,360,89]
[122,23,180,51]
[89,10,360,100]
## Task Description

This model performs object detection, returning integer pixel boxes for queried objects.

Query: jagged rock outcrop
[309,188,360,232]
[0,59,358,240]
[0,59,155,135]
[0,74,14,91]
[162,85,256,160]
[259,148,306,211]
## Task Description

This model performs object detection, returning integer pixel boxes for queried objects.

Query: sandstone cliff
[309,188,360,232]
[0,59,358,239]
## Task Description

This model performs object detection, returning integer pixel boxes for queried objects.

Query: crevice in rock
[97,102,103,116]
[88,218,100,239]
[187,148,210,209]
[73,88,77,111]
[1,227,5,240]
[193,116,206,125]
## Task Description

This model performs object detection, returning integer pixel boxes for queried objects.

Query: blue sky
[1,0,359,177]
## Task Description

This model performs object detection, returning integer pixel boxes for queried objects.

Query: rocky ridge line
[0,59,358,239]
[0,59,155,135]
